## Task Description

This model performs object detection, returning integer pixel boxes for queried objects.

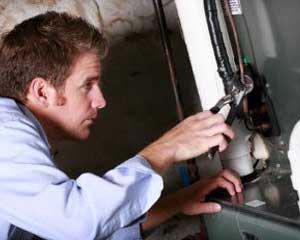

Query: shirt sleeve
[106,214,147,240]
[0,119,163,240]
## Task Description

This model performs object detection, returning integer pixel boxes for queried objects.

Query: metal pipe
[152,0,199,182]
[152,0,184,121]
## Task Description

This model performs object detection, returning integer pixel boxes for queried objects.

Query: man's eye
[84,82,93,90]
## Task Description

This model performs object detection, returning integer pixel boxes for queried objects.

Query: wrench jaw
[210,94,234,114]
[243,74,254,94]
[209,78,253,116]
[208,75,254,160]
[210,73,254,115]
[231,74,254,108]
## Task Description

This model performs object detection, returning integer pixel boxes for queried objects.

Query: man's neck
[24,102,63,150]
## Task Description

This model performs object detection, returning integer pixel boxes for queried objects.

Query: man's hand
[139,111,234,174]
[180,169,242,215]
[142,169,242,231]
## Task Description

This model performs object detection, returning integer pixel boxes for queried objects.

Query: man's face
[50,52,106,140]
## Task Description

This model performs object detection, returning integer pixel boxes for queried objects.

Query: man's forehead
[76,51,101,66]
[72,52,101,73]
[64,52,101,85]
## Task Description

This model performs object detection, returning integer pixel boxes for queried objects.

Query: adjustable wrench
[208,82,253,159]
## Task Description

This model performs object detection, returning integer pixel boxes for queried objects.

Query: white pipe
[220,121,254,176]
[174,0,226,111]
[174,0,255,176]
[288,120,300,203]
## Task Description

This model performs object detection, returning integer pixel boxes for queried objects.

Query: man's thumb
[183,202,222,215]
[199,202,222,214]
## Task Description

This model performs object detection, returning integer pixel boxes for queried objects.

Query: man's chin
[75,131,90,141]
[63,129,90,142]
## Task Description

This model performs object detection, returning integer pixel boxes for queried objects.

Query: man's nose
[92,86,106,109]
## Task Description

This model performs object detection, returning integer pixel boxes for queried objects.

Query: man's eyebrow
[81,76,100,85]
[85,76,100,82]
[80,76,103,87]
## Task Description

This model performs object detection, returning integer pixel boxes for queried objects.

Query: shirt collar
[20,104,51,150]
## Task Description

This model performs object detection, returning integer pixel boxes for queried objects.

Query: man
[0,12,242,240]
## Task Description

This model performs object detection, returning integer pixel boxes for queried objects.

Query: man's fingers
[201,123,234,140]
[194,175,235,197]
[200,123,229,136]
[219,169,243,192]
[216,178,237,196]
[206,134,229,152]
[141,110,235,168]
[201,169,243,196]
[201,202,222,214]
[184,201,222,215]
[193,111,213,120]
[194,113,225,130]
[204,119,235,151]
[231,192,244,204]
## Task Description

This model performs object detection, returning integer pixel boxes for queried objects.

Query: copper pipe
[152,0,184,121]
[152,0,199,182]
[223,0,245,84]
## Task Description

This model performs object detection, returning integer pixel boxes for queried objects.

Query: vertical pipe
[152,0,199,182]
[152,0,184,121]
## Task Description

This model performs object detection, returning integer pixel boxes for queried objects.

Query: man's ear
[26,77,55,107]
